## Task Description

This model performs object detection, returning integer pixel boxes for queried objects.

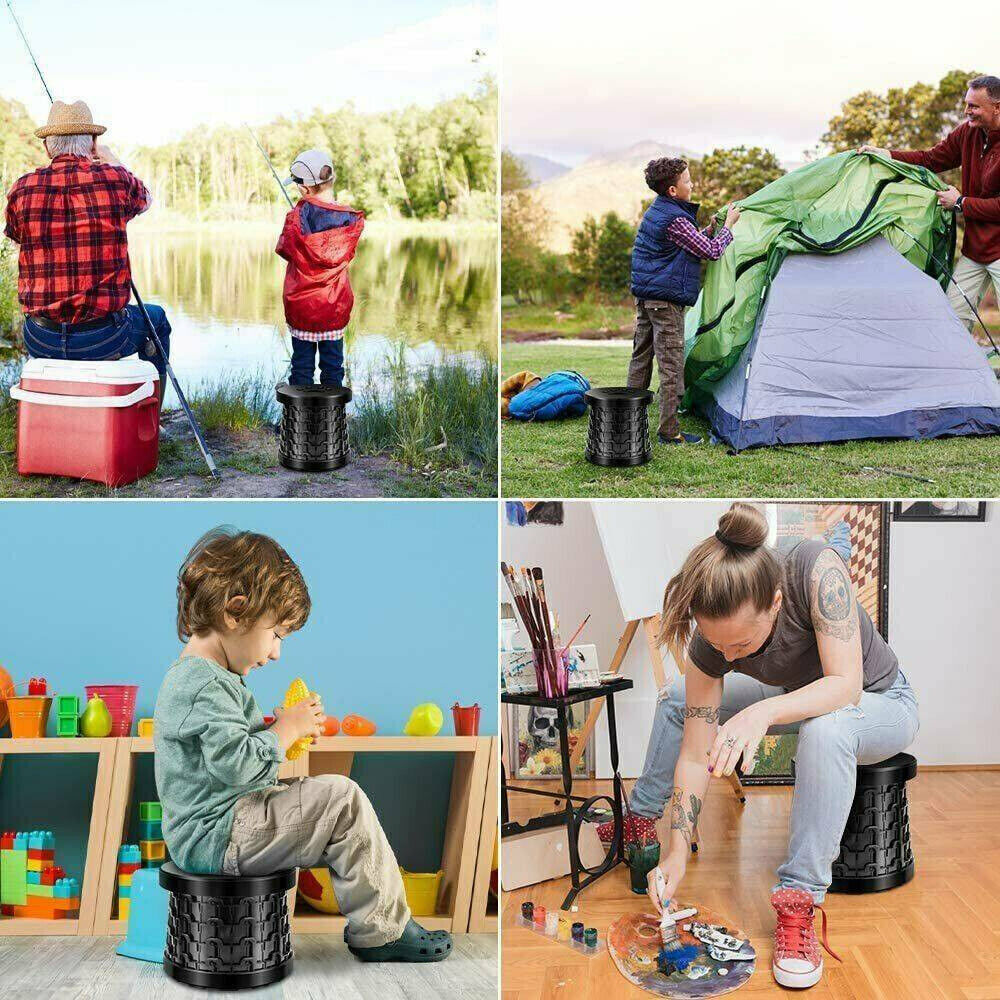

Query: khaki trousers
[947,253,1000,330]
[222,775,411,947]
[626,298,685,440]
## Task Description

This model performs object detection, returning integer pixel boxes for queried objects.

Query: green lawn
[502,300,633,338]
[502,342,1000,498]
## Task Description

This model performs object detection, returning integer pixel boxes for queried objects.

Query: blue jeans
[22,304,171,383]
[290,337,344,387]
[628,669,919,902]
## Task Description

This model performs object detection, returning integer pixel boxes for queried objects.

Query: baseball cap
[283,148,334,187]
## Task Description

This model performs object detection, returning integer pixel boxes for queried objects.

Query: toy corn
[284,678,315,760]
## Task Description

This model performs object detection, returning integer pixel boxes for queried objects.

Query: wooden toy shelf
[1,735,495,938]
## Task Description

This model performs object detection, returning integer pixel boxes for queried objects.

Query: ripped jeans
[628,669,919,902]
[222,775,411,947]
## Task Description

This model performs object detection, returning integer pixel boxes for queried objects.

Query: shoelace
[775,904,842,964]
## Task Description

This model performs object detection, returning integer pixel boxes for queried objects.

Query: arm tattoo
[812,558,858,642]
[669,789,704,848]
[683,705,720,724]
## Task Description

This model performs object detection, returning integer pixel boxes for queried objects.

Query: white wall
[888,509,1000,765]
[502,501,1000,772]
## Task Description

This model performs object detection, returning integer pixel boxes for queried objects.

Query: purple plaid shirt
[665,217,733,260]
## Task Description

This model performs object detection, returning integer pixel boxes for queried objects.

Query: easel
[568,614,745,850]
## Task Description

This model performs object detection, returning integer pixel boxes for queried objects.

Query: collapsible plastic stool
[584,387,654,467]
[276,383,351,471]
[830,752,916,893]
[160,862,295,989]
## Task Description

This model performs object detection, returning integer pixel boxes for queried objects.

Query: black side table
[502,677,633,908]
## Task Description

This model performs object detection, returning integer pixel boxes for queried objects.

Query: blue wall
[0,500,497,881]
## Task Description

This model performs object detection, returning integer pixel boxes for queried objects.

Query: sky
[501,0,999,165]
[0,0,495,146]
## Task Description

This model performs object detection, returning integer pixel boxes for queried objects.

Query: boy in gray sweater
[153,527,452,962]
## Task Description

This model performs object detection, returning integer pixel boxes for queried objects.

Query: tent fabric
[683,151,955,398]
[703,238,1000,449]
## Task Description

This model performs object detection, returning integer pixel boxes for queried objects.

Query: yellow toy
[403,702,443,737]
[297,867,340,914]
[284,678,316,760]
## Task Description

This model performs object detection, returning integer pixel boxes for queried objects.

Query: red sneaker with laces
[595,814,658,847]
[771,887,841,989]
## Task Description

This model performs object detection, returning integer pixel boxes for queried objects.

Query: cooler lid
[21,356,159,384]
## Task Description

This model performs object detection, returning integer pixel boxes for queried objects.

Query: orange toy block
[52,895,79,912]
[27,848,54,861]
[10,899,64,919]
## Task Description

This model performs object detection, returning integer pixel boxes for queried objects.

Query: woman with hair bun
[599,502,918,990]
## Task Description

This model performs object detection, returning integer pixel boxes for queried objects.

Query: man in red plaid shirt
[4,100,171,394]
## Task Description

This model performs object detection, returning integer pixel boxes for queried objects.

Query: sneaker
[658,432,703,445]
[771,888,840,989]
[595,813,658,848]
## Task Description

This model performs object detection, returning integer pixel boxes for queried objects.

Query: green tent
[683,151,956,399]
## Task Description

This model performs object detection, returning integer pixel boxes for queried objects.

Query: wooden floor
[501,771,1000,1000]
[0,932,498,1000]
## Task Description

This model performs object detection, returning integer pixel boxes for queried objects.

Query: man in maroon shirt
[4,100,171,390]
[861,75,1000,331]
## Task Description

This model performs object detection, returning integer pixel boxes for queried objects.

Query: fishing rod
[245,123,353,389]
[244,123,294,209]
[4,0,219,478]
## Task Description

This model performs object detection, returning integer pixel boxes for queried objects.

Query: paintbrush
[559,614,591,656]
[534,568,565,696]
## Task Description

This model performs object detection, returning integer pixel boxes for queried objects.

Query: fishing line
[4,0,219,478]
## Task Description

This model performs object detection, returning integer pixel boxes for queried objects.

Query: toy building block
[118,871,133,888]
[140,839,166,862]
[30,883,54,898]
[119,898,131,921]
[142,858,165,869]
[118,882,131,899]
[1,832,28,907]
[26,871,41,884]
[27,831,54,851]
[139,802,162,822]
[137,717,154,738]
[56,695,80,715]
[56,714,80,737]
[28,677,47,695]
[119,844,141,865]
[40,866,65,886]
[139,819,163,841]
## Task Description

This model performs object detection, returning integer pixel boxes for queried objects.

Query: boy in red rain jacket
[275,149,364,386]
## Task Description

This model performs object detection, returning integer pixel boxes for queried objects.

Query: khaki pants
[626,298,685,440]
[947,253,1000,330]
[222,775,411,948]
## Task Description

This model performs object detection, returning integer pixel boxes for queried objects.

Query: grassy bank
[501,342,1000,498]
[0,353,497,498]
[502,299,633,340]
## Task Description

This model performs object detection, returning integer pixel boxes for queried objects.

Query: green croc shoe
[347,918,453,963]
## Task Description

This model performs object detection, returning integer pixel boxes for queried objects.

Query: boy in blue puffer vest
[628,158,740,444]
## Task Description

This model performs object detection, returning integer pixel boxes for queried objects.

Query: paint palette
[607,905,755,998]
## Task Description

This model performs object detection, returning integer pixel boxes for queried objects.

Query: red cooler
[11,357,160,487]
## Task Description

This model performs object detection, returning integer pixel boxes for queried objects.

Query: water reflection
[126,229,496,406]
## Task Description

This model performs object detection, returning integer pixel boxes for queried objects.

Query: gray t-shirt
[688,540,898,693]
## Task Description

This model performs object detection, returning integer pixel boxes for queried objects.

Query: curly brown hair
[176,527,311,640]
[644,157,688,196]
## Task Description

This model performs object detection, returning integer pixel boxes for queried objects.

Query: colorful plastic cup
[452,702,481,736]
[585,927,598,948]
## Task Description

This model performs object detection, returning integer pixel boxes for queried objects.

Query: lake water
[126,229,497,408]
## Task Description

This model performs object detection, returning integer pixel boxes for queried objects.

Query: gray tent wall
[700,239,1000,450]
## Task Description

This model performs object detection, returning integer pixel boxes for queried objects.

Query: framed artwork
[512,700,593,779]
[738,502,891,786]
[893,501,986,523]
[504,501,564,526]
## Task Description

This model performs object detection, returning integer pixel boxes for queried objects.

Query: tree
[0,96,42,190]
[569,212,633,297]
[501,151,531,193]
[694,146,784,218]
[822,69,982,152]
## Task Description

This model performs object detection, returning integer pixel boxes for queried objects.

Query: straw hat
[34,100,106,139]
